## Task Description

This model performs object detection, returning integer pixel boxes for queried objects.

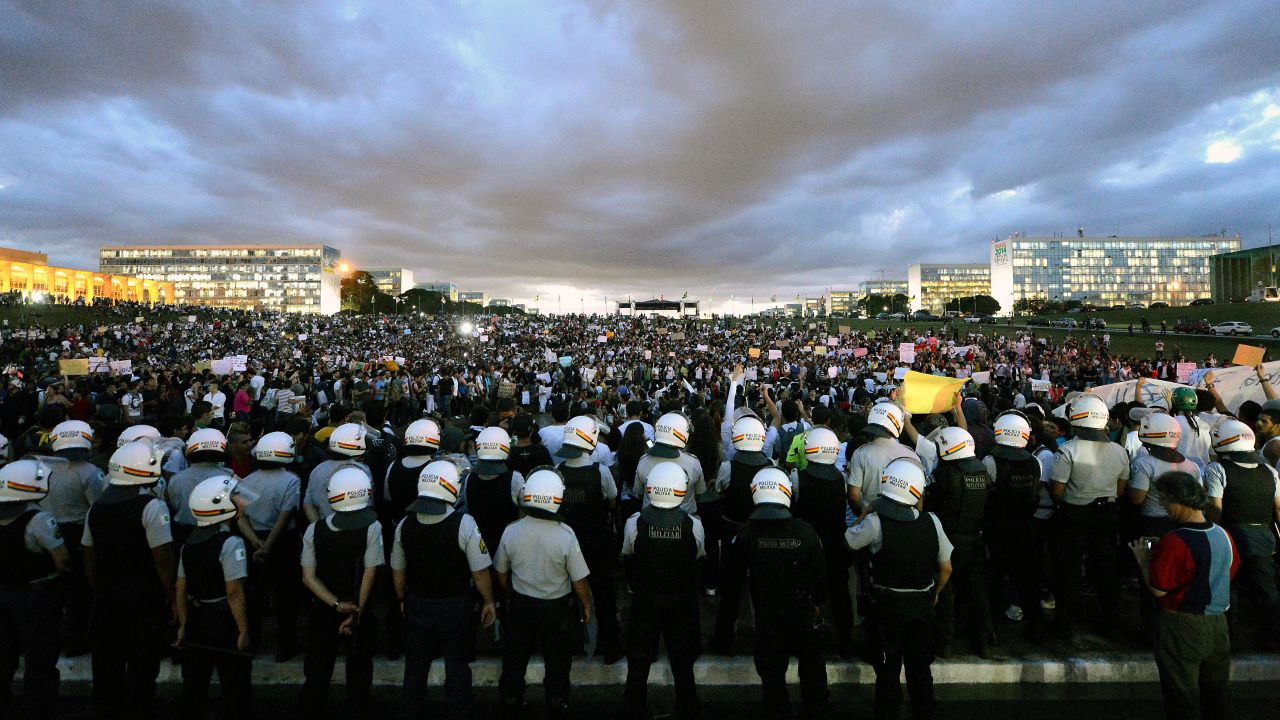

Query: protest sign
[899,343,915,363]
[1232,344,1266,368]
[59,359,89,376]
[1030,379,1052,393]
[900,371,967,414]
[970,371,991,385]
[853,347,868,358]
[749,348,761,359]
[827,337,839,347]
[768,349,783,360]
[1176,362,1197,384]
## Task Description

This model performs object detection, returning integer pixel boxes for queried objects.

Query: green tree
[943,294,1001,316]
[862,293,910,314]
[1013,297,1045,316]
[341,271,390,314]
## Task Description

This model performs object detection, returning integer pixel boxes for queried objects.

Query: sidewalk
[51,651,1280,686]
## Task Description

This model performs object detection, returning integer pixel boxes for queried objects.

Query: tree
[943,294,1001,316]
[1013,297,1045,316]
[341,271,391,314]
[398,288,447,315]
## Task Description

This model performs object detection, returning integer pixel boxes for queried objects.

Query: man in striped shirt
[1131,471,1239,720]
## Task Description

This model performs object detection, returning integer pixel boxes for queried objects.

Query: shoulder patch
[235,547,247,562]
[478,537,488,554]
[159,514,170,525]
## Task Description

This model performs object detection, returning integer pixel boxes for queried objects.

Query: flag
[534,295,539,302]
[682,291,688,300]
[770,295,777,302]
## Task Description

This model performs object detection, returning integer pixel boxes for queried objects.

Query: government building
[0,247,173,304]
[99,244,341,314]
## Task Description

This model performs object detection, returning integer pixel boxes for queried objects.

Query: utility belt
[1064,497,1116,508]
[870,584,933,596]
[189,596,228,607]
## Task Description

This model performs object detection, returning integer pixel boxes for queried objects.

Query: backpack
[775,423,805,468]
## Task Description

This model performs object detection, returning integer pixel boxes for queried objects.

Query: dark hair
[811,404,831,427]
[38,404,66,429]
[626,400,645,418]
[686,411,722,481]
[781,399,799,423]
[1155,470,1210,511]
[615,423,648,490]
[469,404,490,426]
[284,417,312,435]
[551,402,570,423]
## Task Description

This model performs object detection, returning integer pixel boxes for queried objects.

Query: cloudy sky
[2,1,1279,313]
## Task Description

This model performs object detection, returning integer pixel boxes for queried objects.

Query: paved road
[51,682,1280,720]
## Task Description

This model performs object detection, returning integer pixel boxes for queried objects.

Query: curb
[51,654,1280,686]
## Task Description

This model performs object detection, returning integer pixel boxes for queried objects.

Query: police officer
[1049,394,1130,641]
[393,459,497,720]
[726,467,827,719]
[710,414,774,653]
[382,417,441,531]
[465,426,526,556]
[494,467,593,720]
[621,461,705,720]
[845,401,915,513]
[303,422,374,523]
[239,431,303,660]
[846,458,953,720]
[632,412,708,517]
[83,439,177,719]
[1204,419,1280,646]
[982,411,1046,641]
[41,419,106,656]
[790,426,856,657]
[553,415,624,662]
[0,458,69,719]
[299,467,385,717]
[1128,412,1201,539]
[926,426,993,657]
[176,475,255,717]
[165,427,230,548]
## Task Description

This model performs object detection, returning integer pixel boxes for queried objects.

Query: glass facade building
[365,268,414,296]
[0,247,174,304]
[989,236,1240,312]
[98,244,341,314]
[908,263,991,314]
[1209,245,1280,303]
[415,281,458,301]
[858,279,908,297]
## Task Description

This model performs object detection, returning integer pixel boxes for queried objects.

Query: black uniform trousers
[299,600,378,717]
[986,518,1044,636]
[578,530,622,654]
[873,589,936,720]
[247,530,301,654]
[1053,502,1120,637]
[818,534,854,650]
[935,533,991,651]
[624,592,701,719]
[499,592,578,717]
[179,601,251,718]
[90,590,168,720]
[402,594,477,720]
[753,604,828,718]
[57,522,91,653]
[0,586,61,720]
[696,499,726,592]
[711,519,746,648]
[1225,524,1280,640]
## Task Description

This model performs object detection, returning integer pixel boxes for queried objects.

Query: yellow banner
[59,359,89,376]
[901,370,967,414]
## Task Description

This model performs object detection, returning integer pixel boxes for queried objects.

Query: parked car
[979,315,996,323]
[1026,317,1050,327]
[1189,298,1215,306]
[1210,321,1254,336]
[1271,326,1280,338]
[963,315,983,324]
[1148,302,1170,309]
[874,312,891,320]
[1086,318,1106,329]
[1053,318,1077,329]
[911,311,941,322]
[1174,320,1211,334]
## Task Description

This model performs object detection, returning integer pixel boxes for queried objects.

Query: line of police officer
[4,390,1278,720]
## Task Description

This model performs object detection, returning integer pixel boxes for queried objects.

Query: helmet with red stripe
[328,423,368,457]
[327,466,373,512]
[644,461,688,509]
[1211,419,1255,455]
[0,458,51,503]
[252,431,295,466]
[880,458,927,507]
[935,426,976,461]
[108,439,165,487]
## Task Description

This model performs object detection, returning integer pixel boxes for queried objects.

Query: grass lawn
[1021,302,1280,332]
[0,304,217,329]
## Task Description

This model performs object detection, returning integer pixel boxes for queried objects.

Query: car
[1174,320,1211,334]
[911,311,941,322]
[1210,321,1254,336]
[1025,317,1050,327]
[1126,301,1145,309]
[963,315,983,324]
[1086,318,1106,329]
[874,312,891,320]
[979,315,996,323]
[1052,318,1077,329]
[1110,304,1127,311]
[1272,326,1280,338]
[1148,302,1169,309]
[1189,298,1215,306]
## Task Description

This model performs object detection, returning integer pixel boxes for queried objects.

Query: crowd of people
[0,308,1277,720]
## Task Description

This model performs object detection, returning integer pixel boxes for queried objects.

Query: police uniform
[0,506,64,718]
[790,466,855,655]
[298,511,385,715]
[727,505,827,718]
[1205,458,1280,640]
[846,507,953,720]
[982,448,1046,639]
[383,456,433,527]
[39,458,105,654]
[1129,452,1201,538]
[238,465,303,656]
[165,461,230,545]
[393,506,492,720]
[177,524,250,717]
[494,515,591,717]
[1050,435,1129,638]
[463,468,525,556]
[620,506,706,720]
[305,459,373,520]
[633,451,708,517]
[845,438,917,512]
[82,486,174,719]
[557,455,623,658]
[926,456,993,655]
[711,456,773,650]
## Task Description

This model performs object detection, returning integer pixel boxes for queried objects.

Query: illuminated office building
[908,263,991,314]
[0,247,174,304]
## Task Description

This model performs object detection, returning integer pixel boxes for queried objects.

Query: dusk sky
[2,1,1279,313]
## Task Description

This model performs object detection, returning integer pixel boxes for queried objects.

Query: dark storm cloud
[2,0,1279,309]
